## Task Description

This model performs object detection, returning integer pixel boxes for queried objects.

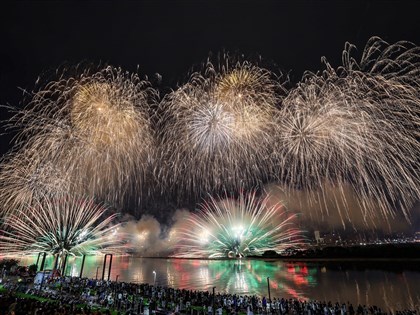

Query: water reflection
[18,256,420,312]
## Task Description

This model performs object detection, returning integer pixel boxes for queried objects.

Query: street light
[153,270,156,286]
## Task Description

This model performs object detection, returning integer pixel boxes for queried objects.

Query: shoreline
[131,256,420,262]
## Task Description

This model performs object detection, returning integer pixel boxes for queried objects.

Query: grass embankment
[0,284,120,315]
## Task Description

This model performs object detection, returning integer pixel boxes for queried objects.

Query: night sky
[0,0,419,231]
[1,1,419,132]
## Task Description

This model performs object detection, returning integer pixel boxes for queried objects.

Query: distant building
[314,231,324,244]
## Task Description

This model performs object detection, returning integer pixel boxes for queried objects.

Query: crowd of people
[0,275,418,315]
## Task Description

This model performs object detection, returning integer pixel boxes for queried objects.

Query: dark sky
[0,0,419,230]
[1,1,419,105]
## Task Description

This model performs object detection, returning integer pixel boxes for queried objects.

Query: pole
[39,253,47,271]
[267,277,271,312]
[96,266,100,280]
[79,255,86,278]
[61,254,68,276]
[102,254,113,281]
[53,254,59,270]
[35,252,42,271]
[212,286,216,315]
[107,254,113,281]
[102,255,107,280]
[116,274,119,282]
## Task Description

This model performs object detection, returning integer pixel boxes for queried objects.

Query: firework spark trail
[157,61,284,199]
[0,195,124,257]
[172,191,305,258]
[4,66,157,210]
[276,37,420,224]
[0,37,418,228]
[0,149,73,217]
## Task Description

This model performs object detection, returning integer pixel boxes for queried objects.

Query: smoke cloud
[119,209,191,256]
[265,183,416,234]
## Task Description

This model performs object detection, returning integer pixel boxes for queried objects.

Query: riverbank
[10,254,420,312]
[1,275,417,315]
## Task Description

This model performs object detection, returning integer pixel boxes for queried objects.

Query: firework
[0,149,73,217]
[172,191,305,258]
[157,60,284,199]
[0,195,124,258]
[5,65,156,209]
[0,37,417,226]
[276,37,420,223]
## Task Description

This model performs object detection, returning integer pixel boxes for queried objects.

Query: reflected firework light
[0,194,125,257]
[276,37,420,222]
[170,258,316,299]
[172,190,306,258]
[5,65,157,210]
[156,58,285,200]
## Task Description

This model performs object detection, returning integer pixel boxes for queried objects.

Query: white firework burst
[172,191,305,258]
[0,195,125,257]
[276,37,420,223]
